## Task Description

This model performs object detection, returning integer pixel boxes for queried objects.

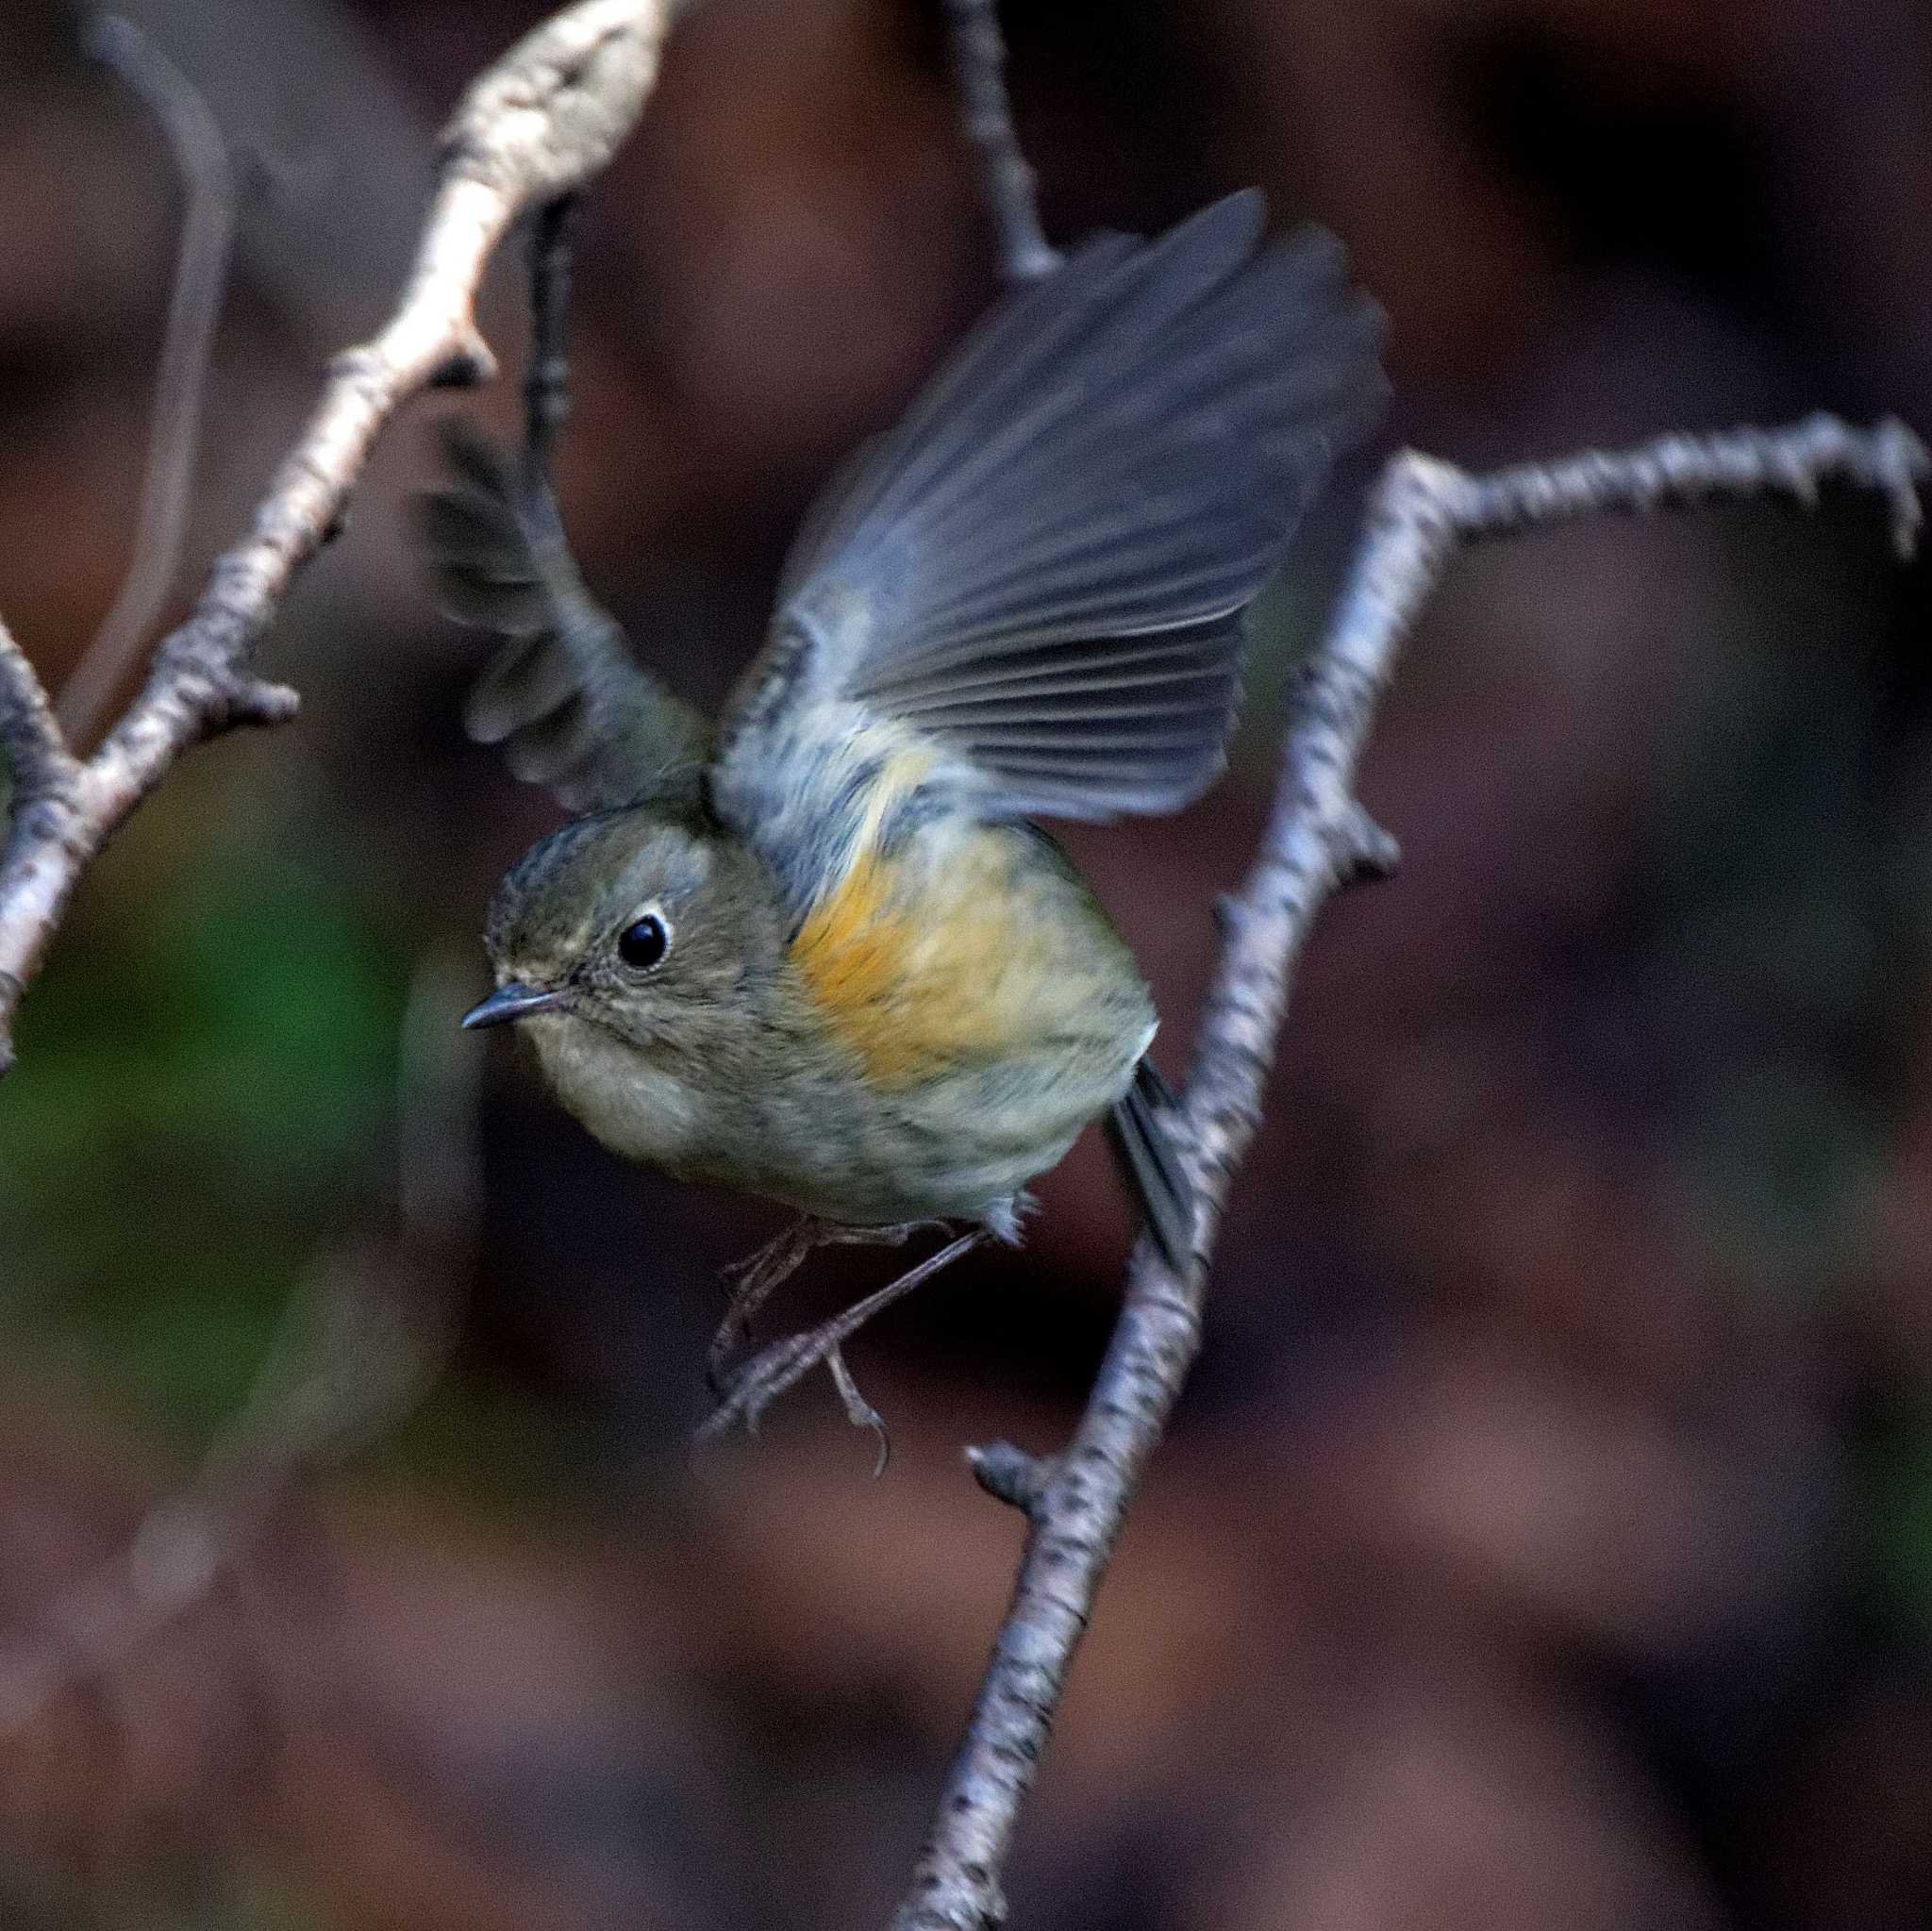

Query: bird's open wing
[418,423,710,812]
[709,191,1385,897]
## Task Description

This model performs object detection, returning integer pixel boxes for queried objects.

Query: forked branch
[0,0,689,1071]
[0,6,1925,1922]
[892,22,1932,1919]
[891,418,1929,1929]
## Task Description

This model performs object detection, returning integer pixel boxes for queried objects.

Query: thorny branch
[0,0,689,1073]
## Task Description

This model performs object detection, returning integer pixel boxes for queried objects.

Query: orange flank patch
[791,828,1059,1090]
[791,846,915,1069]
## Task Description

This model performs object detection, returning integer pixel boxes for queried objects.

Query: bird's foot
[708,1214,950,1392]
[697,1228,983,1471]
[708,1215,823,1391]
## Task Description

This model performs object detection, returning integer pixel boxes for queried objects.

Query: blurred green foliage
[1873,1405,1932,1635]
[0,1860,330,1931]
[0,765,408,1428]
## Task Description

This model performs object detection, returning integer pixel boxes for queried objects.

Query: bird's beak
[460,981,563,1029]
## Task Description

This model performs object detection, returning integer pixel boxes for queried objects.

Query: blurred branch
[110,0,439,351]
[891,413,1930,1931]
[0,0,690,1073]
[0,623,79,818]
[0,941,475,1742]
[523,193,578,493]
[942,0,1058,281]
[58,12,239,753]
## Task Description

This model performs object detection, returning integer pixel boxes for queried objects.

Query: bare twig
[963,1439,1050,1511]
[58,13,239,752]
[0,624,79,815]
[942,0,1058,282]
[108,0,438,350]
[0,624,85,1058]
[0,0,687,1072]
[523,192,578,494]
[890,415,1930,1930]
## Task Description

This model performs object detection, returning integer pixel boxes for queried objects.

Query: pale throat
[526,1008,703,1165]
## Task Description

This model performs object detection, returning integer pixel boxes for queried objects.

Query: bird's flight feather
[417,422,709,812]
[712,189,1387,862]
[425,195,1385,1267]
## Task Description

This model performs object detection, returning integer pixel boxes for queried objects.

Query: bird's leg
[708,1214,948,1390]
[697,1229,985,1470]
[708,1214,824,1390]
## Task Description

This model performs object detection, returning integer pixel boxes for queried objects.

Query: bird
[420,190,1385,1450]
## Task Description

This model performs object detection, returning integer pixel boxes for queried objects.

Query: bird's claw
[708,1216,822,1390]
[696,1226,982,1467]
[825,1345,891,1475]
[697,1323,889,1473]
[705,1316,751,1395]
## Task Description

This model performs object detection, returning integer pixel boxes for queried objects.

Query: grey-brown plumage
[422,191,1385,1269]
[421,422,708,808]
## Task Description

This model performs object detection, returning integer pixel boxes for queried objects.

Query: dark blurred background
[1,0,1930,1924]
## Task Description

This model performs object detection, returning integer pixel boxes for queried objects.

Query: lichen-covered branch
[0,0,688,1071]
[891,413,1930,1931]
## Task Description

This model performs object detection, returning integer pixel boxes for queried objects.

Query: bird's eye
[617,911,671,972]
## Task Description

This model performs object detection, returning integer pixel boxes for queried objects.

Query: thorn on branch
[1871,416,1927,558]
[225,678,302,728]
[1339,804,1400,884]
[966,1440,1051,1512]
[427,335,496,389]
[1454,414,1932,557]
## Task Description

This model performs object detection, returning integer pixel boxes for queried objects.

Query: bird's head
[462,796,785,1059]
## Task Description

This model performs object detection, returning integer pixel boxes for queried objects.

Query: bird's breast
[522,1008,707,1170]
[787,820,1149,1096]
